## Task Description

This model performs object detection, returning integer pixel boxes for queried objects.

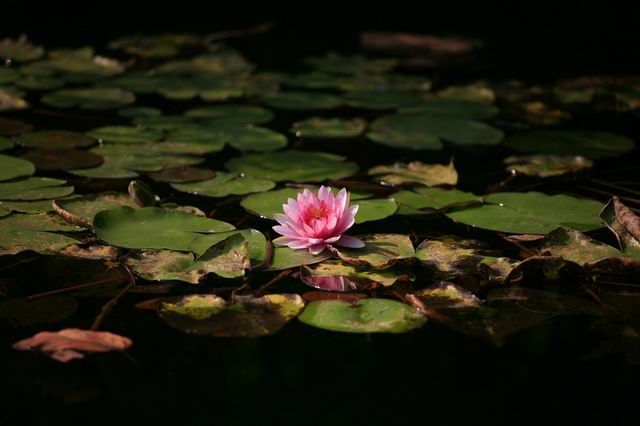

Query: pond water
[0,25,639,425]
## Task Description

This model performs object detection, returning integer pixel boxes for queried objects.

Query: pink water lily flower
[272,186,365,255]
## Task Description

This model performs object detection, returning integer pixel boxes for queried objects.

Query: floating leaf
[368,160,457,187]
[0,213,81,255]
[262,91,343,110]
[330,234,415,269]
[185,104,274,124]
[158,293,305,337]
[368,112,503,150]
[343,90,424,110]
[20,148,103,171]
[226,150,358,183]
[0,177,73,200]
[298,298,426,333]
[117,106,162,118]
[354,199,398,223]
[436,82,495,102]
[148,166,216,183]
[539,227,622,265]
[15,75,65,91]
[504,155,593,177]
[304,53,397,75]
[291,117,366,139]
[132,115,194,130]
[0,35,44,62]
[128,233,250,283]
[394,187,482,215]
[0,198,71,214]
[504,130,635,159]
[303,261,412,287]
[0,136,14,151]
[400,98,498,119]
[0,67,19,84]
[42,88,135,110]
[446,192,603,234]
[171,172,275,198]
[13,328,132,363]
[269,246,331,270]
[94,206,235,251]
[600,197,640,256]
[224,126,288,152]
[87,126,163,144]
[0,154,35,181]
[189,229,267,264]
[18,130,95,149]
[0,87,28,110]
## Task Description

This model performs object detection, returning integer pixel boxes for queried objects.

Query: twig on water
[255,270,292,295]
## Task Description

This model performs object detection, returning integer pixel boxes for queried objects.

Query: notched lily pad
[303,260,412,288]
[0,212,81,256]
[171,172,275,198]
[394,187,482,215]
[158,293,305,337]
[147,166,216,183]
[0,154,35,181]
[0,177,74,200]
[368,160,458,187]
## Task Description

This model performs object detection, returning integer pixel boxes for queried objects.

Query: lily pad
[368,160,458,187]
[185,104,274,124]
[269,246,332,270]
[367,112,504,150]
[20,148,103,171]
[15,75,65,91]
[504,130,635,159]
[147,166,216,183]
[94,206,235,251]
[18,130,95,149]
[132,115,194,130]
[0,68,19,84]
[86,126,163,144]
[298,298,426,333]
[117,106,162,118]
[304,53,397,75]
[226,150,358,183]
[539,227,622,265]
[42,88,135,110]
[0,87,28,110]
[303,261,412,287]
[53,192,137,227]
[0,35,44,62]
[393,187,483,215]
[0,136,14,151]
[171,172,275,198]
[354,199,398,223]
[158,293,305,337]
[400,98,499,119]
[343,90,424,110]
[0,213,81,256]
[127,233,250,283]
[261,91,343,110]
[329,234,415,269]
[291,117,367,139]
[446,192,604,234]
[188,229,267,265]
[0,177,74,200]
[0,154,35,181]
[600,197,640,256]
[504,155,593,177]
[223,126,288,152]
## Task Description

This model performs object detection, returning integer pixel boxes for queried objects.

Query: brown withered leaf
[13,328,132,363]
[600,197,640,256]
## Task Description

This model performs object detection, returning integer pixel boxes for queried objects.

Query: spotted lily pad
[94,206,235,251]
[86,126,163,144]
[504,155,593,177]
[539,227,623,265]
[0,154,35,181]
[330,234,415,269]
[446,192,603,234]
[600,197,640,256]
[171,172,275,198]
[0,35,44,62]
[291,117,367,139]
[127,233,250,283]
[303,261,412,287]
[393,187,483,215]
[368,160,458,187]
[0,177,73,200]
[298,298,426,333]
[226,150,358,183]
[367,112,504,150]
[504,130,635,159]
[18,130,95,149]
[158,293,305,337]
[53,192,137,227]
[269,246,332,270]
[261,91,343,110]
[42,88,135,110]
[0,213,81,256]
[0,87,28,110]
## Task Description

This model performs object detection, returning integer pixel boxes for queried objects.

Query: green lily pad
[303,261,412,287]
[117,106,162,118]
[446,192,604,234]
[0,213,81,256]
[0,35,44,62]
[298,298,426,333]
[262,91,343,110]
[164,127,228,154]
[127,233,250,283]
[109,34,201,58]
[600,197,640,256]
[291,117,367,139]
[20,148,103,171]
[415,236,517,281]
[436,82,495,103]
[147,166,216,183]
[18,130,95,149]
[53,192,137,227]
[504,155,593,177]
[86,126,163,144]
[367,112,504,150]
[539,227,622,265]
[94,206,235,251]
[226,150,358,183]
[15,75,65,91]
[504,130,635,159]
[304,53,397,75]
[0,68,19,84]
[158,293,305,337]
[343,90,424,110]
[224,126,288,152]
[0,136,14,151]
[0,177,73,200]
[368,160,458,187]
[42,88,135,110]
[400,98,499,119]
[269,246,332,270]
[0,198,68,214]
[354,199,398,223]
[0,87,28,110]
[185,104,274,125]
[171,172,275,198]
[189,229,267,265]
[0,154,35,181]
[132,115,195,130]
[393,187,483,215]
[330,234,415,269]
